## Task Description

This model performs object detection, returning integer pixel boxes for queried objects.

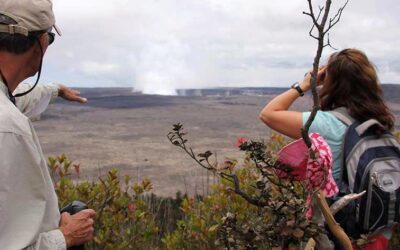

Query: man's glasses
[48,32,55,45]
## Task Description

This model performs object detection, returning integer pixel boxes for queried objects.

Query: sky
[37,0,400,95]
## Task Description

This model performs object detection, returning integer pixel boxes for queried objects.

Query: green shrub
[49,126,400,250]
[162,167,263,250]
[162,164,317,250]
[49,155,159,249]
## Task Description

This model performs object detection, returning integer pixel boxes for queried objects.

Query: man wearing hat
[0,0,95,249]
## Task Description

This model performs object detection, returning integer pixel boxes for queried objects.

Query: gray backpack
[330,108,400,237]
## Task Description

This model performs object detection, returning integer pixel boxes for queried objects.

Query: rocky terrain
[34,86,400,196]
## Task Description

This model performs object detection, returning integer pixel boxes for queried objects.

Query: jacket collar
[0,77,9,96]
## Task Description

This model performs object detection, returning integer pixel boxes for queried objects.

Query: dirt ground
[34,88,399,197]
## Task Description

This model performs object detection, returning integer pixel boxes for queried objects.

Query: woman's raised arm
[259,73,313,139]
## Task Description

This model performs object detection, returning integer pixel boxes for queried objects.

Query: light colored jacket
[0,81,66,250]
[13,83,59,119]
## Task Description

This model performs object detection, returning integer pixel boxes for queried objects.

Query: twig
[222,173,267,207]
[323,33,338,50]
[314,191,352,250]
[305,238,316,250]
[325,0,350,34]
[167,130,215,171]
[301,0,349,147]
[303,0,320,29]
[305,5,325,40]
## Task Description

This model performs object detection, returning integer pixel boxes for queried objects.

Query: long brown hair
[319,48,394,130]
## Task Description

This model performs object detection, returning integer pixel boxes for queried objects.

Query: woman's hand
[316,66,327,85]
[300,66,327,91]
[259,65,327,139]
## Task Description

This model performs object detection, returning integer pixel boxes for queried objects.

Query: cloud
[38,0,400,94]
[80,62,119,75]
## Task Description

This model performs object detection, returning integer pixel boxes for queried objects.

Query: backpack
[330,108,400,237]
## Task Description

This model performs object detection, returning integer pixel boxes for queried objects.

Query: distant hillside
[382,84,400,103]
[176,87,287,97]
[72,84,399,103]
[176,84,400,103]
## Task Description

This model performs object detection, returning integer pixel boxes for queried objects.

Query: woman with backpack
[259,48,398,249]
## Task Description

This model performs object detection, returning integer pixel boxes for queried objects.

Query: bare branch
[308,28,319,40]
[221,173,267,207]
[323,33,338,50]
[302,0,350,146]
[302,0,334,147]
[314,191,353,249]
[330,191,366,215]
[307,6,325,40]
[303,0,320,29]
[167,127,216,171]
[325,0,350,34]
[317,5,325,21]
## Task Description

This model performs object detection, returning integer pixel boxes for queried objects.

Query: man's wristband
[291,82,304,97]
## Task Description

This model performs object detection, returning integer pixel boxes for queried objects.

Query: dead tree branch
[302,1,352,249]
[221,172,267,207]
[323,33,338,50]
[301,0,349,148]
[304,3,325,40]
[326,0,350,34]
[314,191,353,250]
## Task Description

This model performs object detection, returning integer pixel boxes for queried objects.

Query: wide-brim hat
[0,0,61,37]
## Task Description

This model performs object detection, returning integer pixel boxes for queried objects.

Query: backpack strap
[328,107,354,194]
[330,108,385,135]
[355,119,385,136]
[329,107,355,126]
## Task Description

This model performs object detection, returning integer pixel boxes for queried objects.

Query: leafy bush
[162,167,264,250]
[167,127,322,249]
[49,133,319,250]
[162,165,319,250]
[49,127,400,249]
[49,155,159,249]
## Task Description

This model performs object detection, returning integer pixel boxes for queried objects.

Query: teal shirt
[302,111,348,183]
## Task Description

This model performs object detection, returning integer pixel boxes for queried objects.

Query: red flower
[235,137,248,148]
[128,203,135,212]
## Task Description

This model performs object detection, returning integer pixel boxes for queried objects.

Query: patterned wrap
[305,132,339,198]
[278,133,339,219]
[278,132,338,197]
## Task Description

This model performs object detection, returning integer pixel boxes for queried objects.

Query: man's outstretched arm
[14,83,87,118]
